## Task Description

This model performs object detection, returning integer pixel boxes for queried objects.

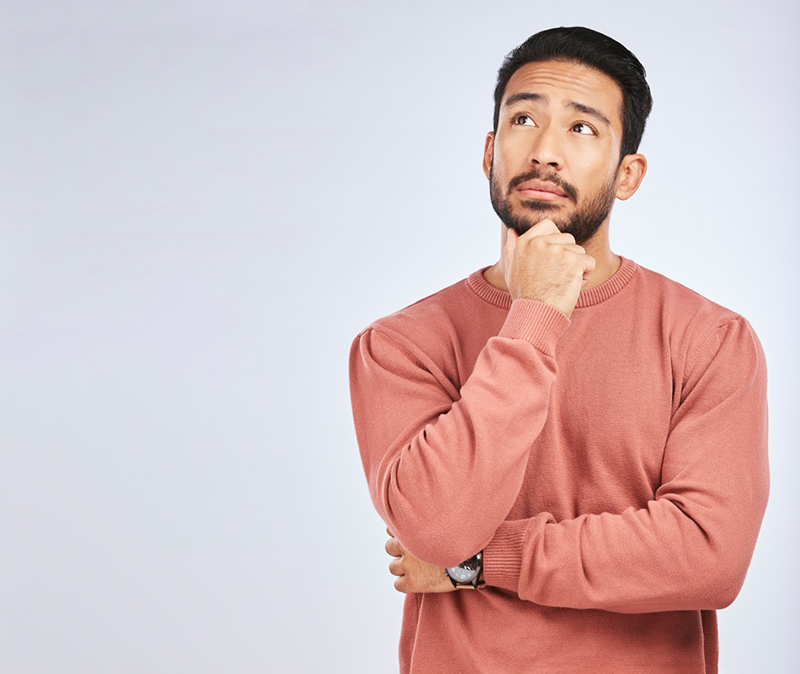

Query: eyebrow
[503,92,612,127]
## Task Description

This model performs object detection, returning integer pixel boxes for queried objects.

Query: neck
[484,221,621,293]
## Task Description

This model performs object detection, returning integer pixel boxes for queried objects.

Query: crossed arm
[352,310,769,610]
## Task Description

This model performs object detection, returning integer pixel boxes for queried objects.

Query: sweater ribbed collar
[467,256,637,310]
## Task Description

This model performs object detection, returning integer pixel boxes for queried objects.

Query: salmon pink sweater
[349,257,768,673]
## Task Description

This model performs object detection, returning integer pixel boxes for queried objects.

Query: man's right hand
[503,219,596,318]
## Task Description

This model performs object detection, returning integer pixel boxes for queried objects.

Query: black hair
[493,27,653,159]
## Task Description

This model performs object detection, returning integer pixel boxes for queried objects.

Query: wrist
[445,551,486,590]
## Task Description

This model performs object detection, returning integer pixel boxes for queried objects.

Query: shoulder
[631,262,763,376]
[355,271,493,349]
[635,263,736,319]
[634,262,752,332]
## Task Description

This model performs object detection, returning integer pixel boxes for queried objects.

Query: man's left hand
[385,528,457,594]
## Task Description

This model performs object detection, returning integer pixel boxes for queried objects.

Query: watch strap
[445,551,485,589]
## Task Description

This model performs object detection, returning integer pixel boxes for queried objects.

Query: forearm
[351,300,569,568]
[484,489,767,612]
[483,317,769,612]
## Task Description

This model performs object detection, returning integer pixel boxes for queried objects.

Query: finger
[385,531,408,557]
[520,237,585,255]
[580,256,596,286]
[523,234,580,250]
[385,537,403,557]
[503,232,516,268]
[385,527,407,550]
[540,233,578,247]
[388,556,405,577]
[504,228,518,251]
[521,218,560,239]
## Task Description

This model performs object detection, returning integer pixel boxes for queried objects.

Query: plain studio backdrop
[1,1,797,672]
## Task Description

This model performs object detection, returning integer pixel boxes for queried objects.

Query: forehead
[502,60,623,127]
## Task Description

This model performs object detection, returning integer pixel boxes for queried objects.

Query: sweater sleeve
[483,315,769,612]
[349,300,570,568]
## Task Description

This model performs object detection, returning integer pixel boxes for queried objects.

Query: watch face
[447,564,478,583]
[446,553,481,584]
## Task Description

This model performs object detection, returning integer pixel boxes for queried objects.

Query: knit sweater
[349,257,769,674]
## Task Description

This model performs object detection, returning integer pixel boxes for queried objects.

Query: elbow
[702,586,740,611]
[703,567,746,610]
[379,481,494,568]
[668,499,763,611]
[691,549,750,610]
[381,494,491,568]
[374,456,500,568]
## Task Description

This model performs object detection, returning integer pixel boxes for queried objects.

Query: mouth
[516,179,569,201]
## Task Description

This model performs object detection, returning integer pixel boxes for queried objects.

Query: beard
[489,166,617,245]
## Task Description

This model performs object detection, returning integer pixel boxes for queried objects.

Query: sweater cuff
[483,519,529,593]
[498,299,570,357]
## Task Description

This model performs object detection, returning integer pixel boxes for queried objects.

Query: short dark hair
[493,27,653,159]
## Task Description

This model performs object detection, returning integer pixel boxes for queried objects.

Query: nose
[528,124,563,170]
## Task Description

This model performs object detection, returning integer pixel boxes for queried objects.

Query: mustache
[508,169,579,202]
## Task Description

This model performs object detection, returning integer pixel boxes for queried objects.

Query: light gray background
[1,1,797,672]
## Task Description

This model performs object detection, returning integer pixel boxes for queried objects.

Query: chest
[462,307,675,519]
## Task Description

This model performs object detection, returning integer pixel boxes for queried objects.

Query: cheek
[494,129,526,159]
[571,152,618,190]
[490,146,523,190]
[488,152,507,187]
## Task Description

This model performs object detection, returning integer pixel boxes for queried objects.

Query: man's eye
[513,114,536,126]
[572,122,596,135]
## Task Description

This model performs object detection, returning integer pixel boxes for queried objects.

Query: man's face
[484,60,627,245]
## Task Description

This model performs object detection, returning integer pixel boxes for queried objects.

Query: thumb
[580,254,596,286]
[504,227,518,256]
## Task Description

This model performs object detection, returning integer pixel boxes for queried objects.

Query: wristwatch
[445,551,485,589]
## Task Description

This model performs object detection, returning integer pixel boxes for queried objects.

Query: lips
[516,179,568,198]
[507,170,579,202]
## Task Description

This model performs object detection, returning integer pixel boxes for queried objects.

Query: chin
[512,208,569,234]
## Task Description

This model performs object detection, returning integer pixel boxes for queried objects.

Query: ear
[615,153,647,201]
[482,132,494,180]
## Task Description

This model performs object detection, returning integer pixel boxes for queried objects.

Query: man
[349,26,768,673]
